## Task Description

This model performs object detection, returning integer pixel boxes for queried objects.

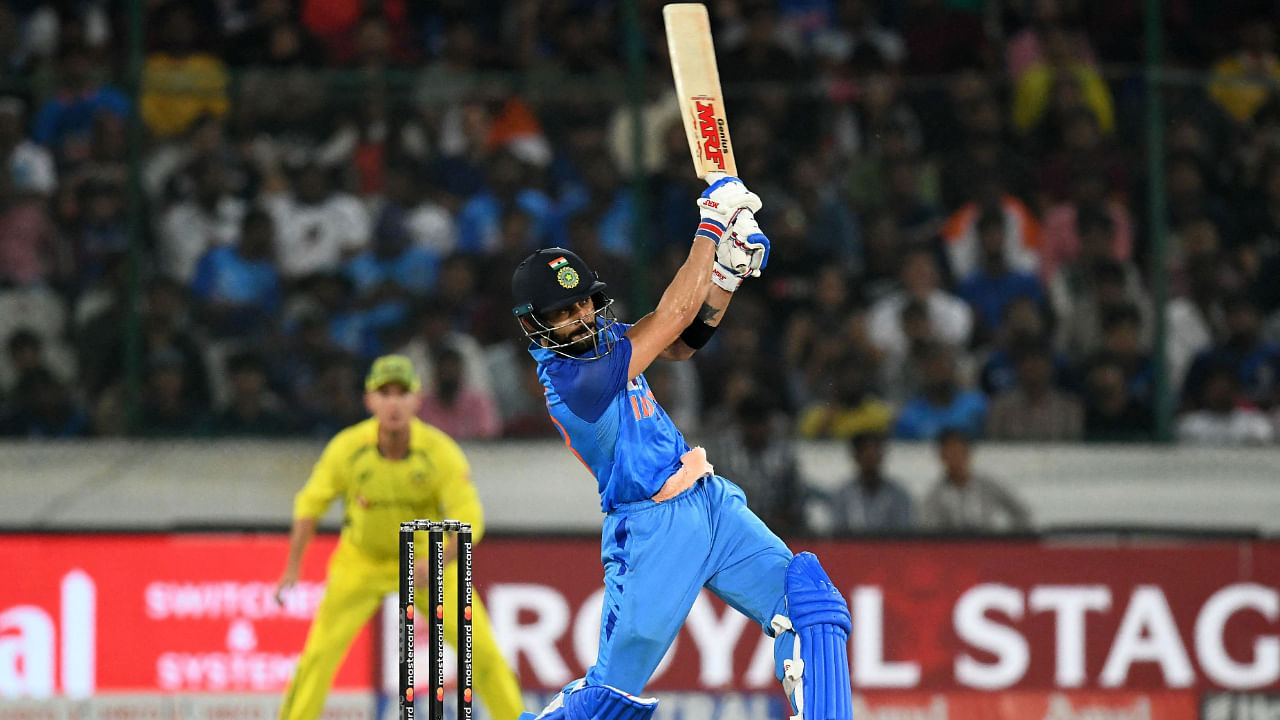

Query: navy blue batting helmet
[511,248,617,359]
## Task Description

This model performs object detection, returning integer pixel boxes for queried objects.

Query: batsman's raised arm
[622,233,715,377]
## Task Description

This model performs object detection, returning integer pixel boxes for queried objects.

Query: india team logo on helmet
[549,255,581,289]
[512,248,618,360]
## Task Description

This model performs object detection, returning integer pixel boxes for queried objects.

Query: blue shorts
[587,474,793,693]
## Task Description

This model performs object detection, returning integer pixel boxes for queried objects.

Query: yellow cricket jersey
[293,418,485,562]
[1209,55,1280,123]
[140,53,230,137]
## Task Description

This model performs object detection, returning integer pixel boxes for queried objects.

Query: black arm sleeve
[679,316,718,349]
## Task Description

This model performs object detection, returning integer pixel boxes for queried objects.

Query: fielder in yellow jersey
[274,354,523,720]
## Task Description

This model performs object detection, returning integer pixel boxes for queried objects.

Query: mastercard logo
[436,688,445,701]
[463,689,472,702]
[464,606,473,620]
[406,606,414,620]
[405,688,414,702]
[436,604,444,619]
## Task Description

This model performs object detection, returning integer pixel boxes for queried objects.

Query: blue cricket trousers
[587,474,794,693]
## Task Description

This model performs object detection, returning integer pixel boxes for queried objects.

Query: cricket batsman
[274,354,523,720]
[511,175,854,720]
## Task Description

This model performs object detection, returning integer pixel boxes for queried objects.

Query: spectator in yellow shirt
[141,5,229,138]
[274,355,522,720]
[1012,26,1114,136]
[798,360,894,439]
[1208,17,1280,124]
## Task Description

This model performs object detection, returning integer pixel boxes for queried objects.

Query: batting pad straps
[567,685,658,720]
[787,553,852,632]
[522,682,658,720]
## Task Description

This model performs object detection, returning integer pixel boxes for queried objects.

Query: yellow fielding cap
[364,354,421,392]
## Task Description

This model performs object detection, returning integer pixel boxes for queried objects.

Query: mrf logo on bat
[693,96,729,171]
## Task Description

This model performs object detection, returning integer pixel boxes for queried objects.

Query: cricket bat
[665,2,770,278]
[663,3,736,179]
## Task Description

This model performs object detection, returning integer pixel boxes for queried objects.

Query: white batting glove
[711,208,771,292]
[696,174,763,234]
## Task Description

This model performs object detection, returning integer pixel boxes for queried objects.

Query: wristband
[695,217,726,243]
[679,316,718,349]
[711,263,743,292]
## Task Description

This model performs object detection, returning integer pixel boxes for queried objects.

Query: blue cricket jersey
[529,321,691,512]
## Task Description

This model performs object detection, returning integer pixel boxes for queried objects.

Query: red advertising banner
[0,690,1203,720]
[852,690,1198,720]
[482,538,1280,695]
[1,534,1277,702]
[0,534,373,696]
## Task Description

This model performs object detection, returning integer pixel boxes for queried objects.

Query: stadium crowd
[1,0,1280,456]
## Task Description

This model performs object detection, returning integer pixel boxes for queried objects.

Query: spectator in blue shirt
[0,367,90,438]
[71,177,129,295]
[895,342,989,439]
[190,208,282,338]
[345,205,439,300]
[1095,303,1154,402]
[957,207,1045,345]
[303,272,394,361]
[456,150,558,253]
[558,151,634,257]
[32,44,130,169]
[978,295,1060,395]
[1181,294,1280,410]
